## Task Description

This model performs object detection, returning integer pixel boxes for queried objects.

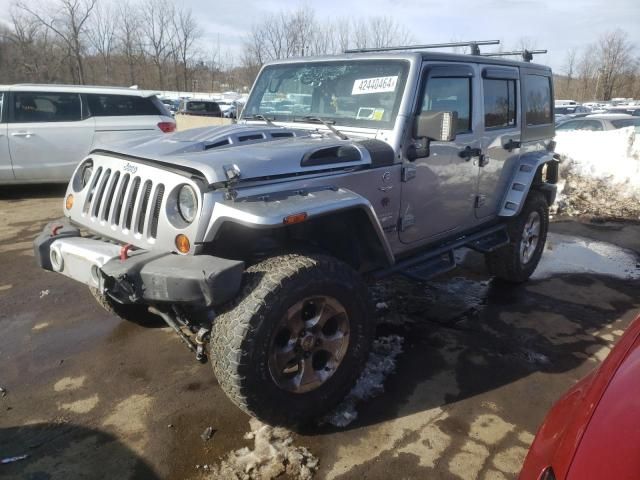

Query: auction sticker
[352,76,398,95]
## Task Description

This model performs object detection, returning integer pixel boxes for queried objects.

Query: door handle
[11,131,34,138]
[458,146,482,161]
[503,139,521,152]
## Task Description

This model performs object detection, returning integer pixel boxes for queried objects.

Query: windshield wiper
[294,115,349,140]
[244,114,276,126]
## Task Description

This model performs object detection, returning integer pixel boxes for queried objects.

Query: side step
[402,251,456,282]
[465,228,510,253]
[374,224,509,281]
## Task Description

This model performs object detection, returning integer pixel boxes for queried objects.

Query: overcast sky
[1,0,638,72]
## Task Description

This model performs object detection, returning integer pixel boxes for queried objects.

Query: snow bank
[554,127,640,219]
[209,419,318,480]
[322,335,404,428]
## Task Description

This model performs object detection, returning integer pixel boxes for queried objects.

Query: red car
[519,314,640,480]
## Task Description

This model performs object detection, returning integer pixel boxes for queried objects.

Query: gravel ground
[1,185,639,480]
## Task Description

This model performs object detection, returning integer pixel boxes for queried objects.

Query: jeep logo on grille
[123,163,138,174]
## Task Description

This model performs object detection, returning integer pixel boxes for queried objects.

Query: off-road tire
[210,253,374,426]
[486,190,549,283]
[89,287,161,326]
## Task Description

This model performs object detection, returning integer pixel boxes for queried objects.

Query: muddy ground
[1,185,639,480]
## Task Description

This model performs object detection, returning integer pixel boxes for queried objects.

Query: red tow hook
[120,244,134,261]
[51,224,63,236]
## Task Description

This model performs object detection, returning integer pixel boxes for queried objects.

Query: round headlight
[177,185,198,223]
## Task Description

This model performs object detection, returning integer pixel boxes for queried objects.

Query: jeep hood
[93,124,390,185]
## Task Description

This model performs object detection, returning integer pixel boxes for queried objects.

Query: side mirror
[414,111,458,142]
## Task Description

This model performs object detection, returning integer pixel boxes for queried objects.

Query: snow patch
[209,419,318,480]
[322,335,404,427]
[554,128,640,219]
[533,233,640,280]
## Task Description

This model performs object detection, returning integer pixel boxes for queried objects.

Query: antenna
[479,49,548,63]
[344,40,500,55]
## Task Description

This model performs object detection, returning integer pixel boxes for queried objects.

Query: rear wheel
[486,191,549,283]
[210,254,373,426]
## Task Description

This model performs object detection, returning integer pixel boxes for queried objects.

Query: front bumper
[34,220,244,308]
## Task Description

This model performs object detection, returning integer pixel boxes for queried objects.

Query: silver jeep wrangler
[35,42,558,425]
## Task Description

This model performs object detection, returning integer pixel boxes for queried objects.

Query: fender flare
[202,187,395,266]
[498,150,559,217]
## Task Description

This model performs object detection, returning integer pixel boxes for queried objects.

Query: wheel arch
[498,150,559,217]
[202,188,394,272]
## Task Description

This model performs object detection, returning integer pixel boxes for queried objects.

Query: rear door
[0,91,13,182]
[8,91,95,182]
[476,66,521,219]
[87,94,169,145]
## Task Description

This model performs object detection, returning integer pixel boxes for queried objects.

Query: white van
[0,84,176,184]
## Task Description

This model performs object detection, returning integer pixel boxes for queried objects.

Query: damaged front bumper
[34,220,244,308]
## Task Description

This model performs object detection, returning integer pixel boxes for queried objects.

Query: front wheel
[209,254,374,426]
[486,190,549,283]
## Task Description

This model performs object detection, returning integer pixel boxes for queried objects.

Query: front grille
[82,167,165,240]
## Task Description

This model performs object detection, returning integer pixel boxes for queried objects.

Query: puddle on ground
[533,233,640,280]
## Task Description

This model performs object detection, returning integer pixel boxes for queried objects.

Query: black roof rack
[344,40,500,56]
[478,49,548,63]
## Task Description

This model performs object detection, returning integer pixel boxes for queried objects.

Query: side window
[556,120,580,131]
[13,92,81,123]
[483,79,516,129]
[87,94,160,117]
[578,120,603,131]
[525,75,552,126]
[0,93,4,121]
[421,77,472,134]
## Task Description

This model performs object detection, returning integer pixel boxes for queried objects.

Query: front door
[0,92,13,182]
[399,64,482,244]
[8,91,94,182]
[476,66,521,218]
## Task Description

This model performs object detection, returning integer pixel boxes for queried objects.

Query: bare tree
[139,0,175,90]
[596,30,635,100]
[115,1,142,86]
[172,5,201,90]
[87,1,116,83]
[576,46,596,100]
[16,0,96,84]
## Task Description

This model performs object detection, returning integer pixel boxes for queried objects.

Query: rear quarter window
[87,94,161,117]
[525,75,552,126]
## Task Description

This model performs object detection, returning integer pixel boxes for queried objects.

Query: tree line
[0,0,413,93]
[555,30,639,101]
[0,0,638,101]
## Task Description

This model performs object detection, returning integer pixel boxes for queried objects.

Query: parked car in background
[216,100,237,119]
[554,105,591,116]
[161,98,180,116]
[556,114,640,132]
[519,314,640,480]
[177,99,222,117]
[0,84,175,184]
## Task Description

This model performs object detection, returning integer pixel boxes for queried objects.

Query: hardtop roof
[264,50,552,73]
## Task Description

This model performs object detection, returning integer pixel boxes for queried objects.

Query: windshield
[242,60,409,129]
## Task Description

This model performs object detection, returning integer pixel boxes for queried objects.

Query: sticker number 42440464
[352,76,398,95]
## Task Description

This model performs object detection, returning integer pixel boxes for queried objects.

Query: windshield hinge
[399,213,415,232]
[402,164,417,182]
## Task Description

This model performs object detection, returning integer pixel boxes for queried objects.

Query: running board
[374,224,509,281]
[402,251,456,282]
